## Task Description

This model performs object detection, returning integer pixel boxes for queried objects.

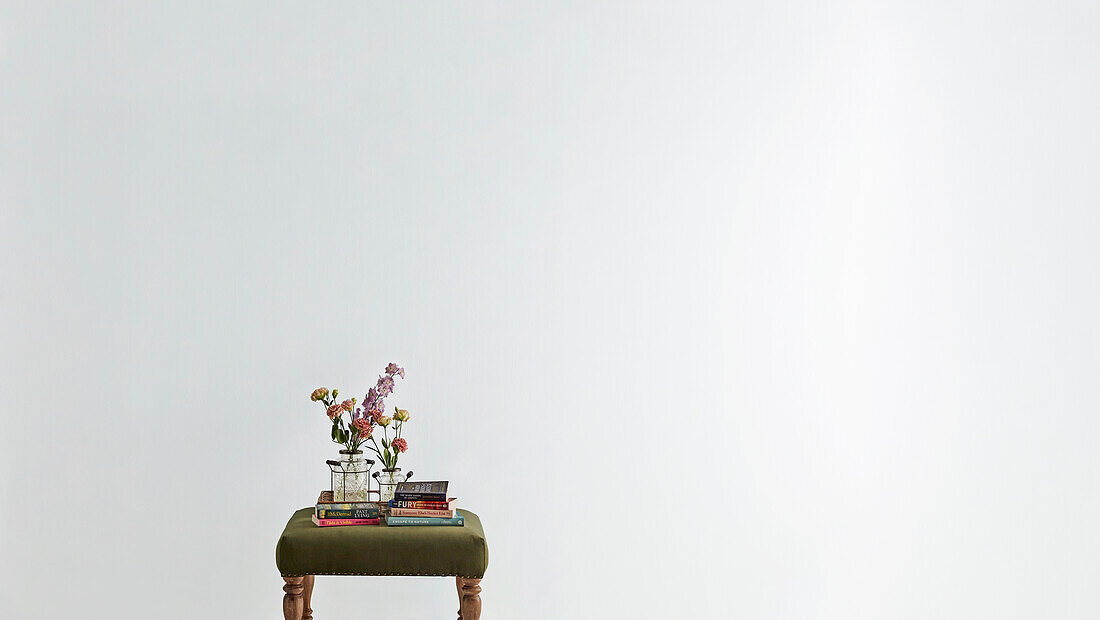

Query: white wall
[3,2,1099,618]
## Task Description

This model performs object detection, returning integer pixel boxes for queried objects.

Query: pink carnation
[353,418,373,438]
[370,408,384,423]
[326,403,343,419]
[341,399,355,411]
[391,438,408,453]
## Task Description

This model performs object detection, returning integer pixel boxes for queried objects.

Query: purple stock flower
[362,387,378,411]
[377,375,395,397]
[359,363,404,420]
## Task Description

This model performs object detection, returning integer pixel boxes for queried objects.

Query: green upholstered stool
[276,508,489,620]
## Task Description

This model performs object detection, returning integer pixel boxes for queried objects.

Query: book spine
[392,493,448,502]
[385,515,465,526]
[316,508,379,519]
[389,499,452,509]
[314,517,380,526]
[388,507,455,518]
[317,502,379,511]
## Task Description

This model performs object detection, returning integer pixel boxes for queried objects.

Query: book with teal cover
[385,514,465,527]
[316,507,379,519]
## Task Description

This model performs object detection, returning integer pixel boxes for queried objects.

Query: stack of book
[312,491,381,527]
[386,481,464,526]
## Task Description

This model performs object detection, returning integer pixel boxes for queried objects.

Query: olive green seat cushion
[276,508,488,578]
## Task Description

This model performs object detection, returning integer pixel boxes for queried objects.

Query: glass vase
[331,450,371,502]
[378,468,402,503]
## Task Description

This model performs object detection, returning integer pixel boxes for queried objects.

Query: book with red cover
[389,497,457,510]
[311,514,380,527]
[389,507,455,518]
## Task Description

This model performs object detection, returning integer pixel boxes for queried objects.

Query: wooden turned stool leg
[453,576,462,615]
[456,576,482,620]
[282,577,304,620]
[301,575,315,620]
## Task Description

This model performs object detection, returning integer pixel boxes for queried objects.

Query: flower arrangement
[310,362,411,469]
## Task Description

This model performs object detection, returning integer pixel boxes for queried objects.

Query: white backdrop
[3,2,1099,618]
